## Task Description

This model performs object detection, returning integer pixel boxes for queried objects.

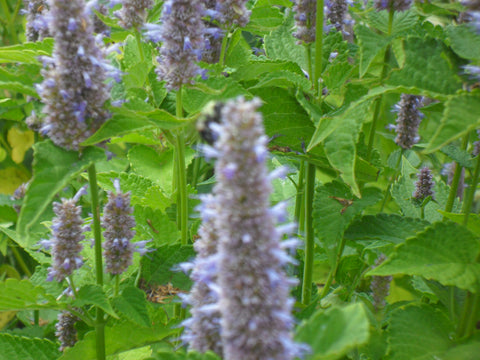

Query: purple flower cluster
[215,0,251,30]
[462,0,480,33]
[413,167,435,201]
[145,0,206,90]
[102,179,148,275]
[55,310,79,351]
[114,0,153,29]
[392,94,423,149]
[23,0,50,41]
[201,0,224,64]
[325,0,354,35]
[11,182,28,213]
[44,188,86,282]
[370,254,392,310]
[292,0,316,44]
[37,0,111,150]
[182,195,223,355]
[188,97,302,360]
[374,0,413,11]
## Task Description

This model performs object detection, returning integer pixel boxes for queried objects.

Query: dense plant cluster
[1,0,480,360]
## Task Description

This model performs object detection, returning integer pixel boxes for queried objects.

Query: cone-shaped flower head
[370,254,392,310]
[182,195,223,356]
[55,311,79,351]
[23,0,50,41]
[11,182,29,213]
[211,97,303,360]
[37,0,111,150]
[215,0,251,29]
[292,0,316,43]
[46,187,86,282]
[102,179,137,275]
[393,94,423,149]
[413,167,435,201]
[146,0,206,90]
[374,0,412,11]
[115,0,153,29]
[325,0,354,35]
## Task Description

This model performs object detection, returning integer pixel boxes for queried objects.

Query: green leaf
[232,59,304,82]
[112,287,150,327]
[368,222,480,292]
[426,92,480,153]
[244,4,284,35]
[96,172,171,212]
[441,341,480,360]
[17,141,105,238]
[440,144,474,168]
[295,303,370,360]
[250,87,314,152]
[0,333,60,360]
[73,285,117,318]
[225,29,251,67]
[365,10,418,35]
[447,24,480,60]
[313,182,382,264]
[0,279,59,311]
[264,12,307,70]
[0,81,37,97]
[249,70,313,93]
[387,305,454,360]
[59,321,177,360]
[323,99,374,195]
[438,211,480,236]
[0,39,53,64]
[355,25,389,78]
[386,37,462,95]
[344,214,429,244]
[142,244,195,290]
[182,77,250,114]
[133,206,180,249]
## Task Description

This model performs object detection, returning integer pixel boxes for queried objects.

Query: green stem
[306,45,313,85]
[301,163,315,305]
[191,152,201,189]
[444,135,469,218]
[313,0,324,96]
[134,30,145,62]
[87,164,106,360]
[175,90,188,246]
[67,275,79,299]
[34,310,39,326]
[219,32,229,67]
[462,153,480,226]
[9,242,31,276]
[366,9,394,160]
[420,205,425,220]
[68,308,95,327]
[320,235,347,299]
[115,275,120,297]
[294,161,305,225]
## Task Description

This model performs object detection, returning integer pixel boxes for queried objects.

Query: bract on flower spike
[182,195,223,356]
[102,179,148,275]
[413,167,435,201]
[56,310,79,351]
[37,0,111,150]
[212,97,305,360]
[292,0,316,44]
[23,0,50,41]
[370,254,392,310]
[325,0,354,36]
[146,0,206,90]
[374,0,413,12]
[114,0,153,29]
[46,186,87,282]
[393,94,423,150]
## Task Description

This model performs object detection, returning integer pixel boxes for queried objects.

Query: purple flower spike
[101,180,137,275]
[55,311,79,351]
[213,97,304,360]
[47,190,86,282]
[114,0,153,29]
[24,0,50,41]
[413,167,435,201]
[393,94,424,149]
[182,194,223,356]
[292,0,316,44]
[37,0,112,150]
[148,0,206,90]
[374,0,412,12]
[370,254,392,310]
